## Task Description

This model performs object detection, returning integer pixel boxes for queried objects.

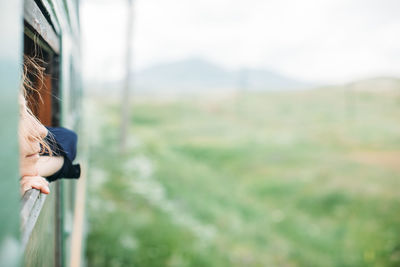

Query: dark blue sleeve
[45,127,78,161]
[42,127,81,182]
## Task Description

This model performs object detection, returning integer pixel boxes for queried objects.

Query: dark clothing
[42,127,81,182]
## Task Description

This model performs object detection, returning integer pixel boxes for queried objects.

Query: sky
[81,0,400,84]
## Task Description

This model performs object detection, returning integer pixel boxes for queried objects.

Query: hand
[20,176,50,196]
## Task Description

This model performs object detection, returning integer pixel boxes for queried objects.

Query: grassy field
[86,88,400,266]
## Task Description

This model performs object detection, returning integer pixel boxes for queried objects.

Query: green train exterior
[0,0,84,266]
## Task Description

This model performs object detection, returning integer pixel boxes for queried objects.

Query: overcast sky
[81,0,400,84]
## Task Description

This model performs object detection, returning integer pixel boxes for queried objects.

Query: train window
[23,26,60,126]
[23,0,61,127]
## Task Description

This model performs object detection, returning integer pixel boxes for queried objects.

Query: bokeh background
[81,0,400,266]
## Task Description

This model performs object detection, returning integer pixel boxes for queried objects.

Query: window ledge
[20,189,47,250]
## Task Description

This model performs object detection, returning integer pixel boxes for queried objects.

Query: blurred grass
[86,89,400,266]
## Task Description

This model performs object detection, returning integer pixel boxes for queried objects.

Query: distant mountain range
[134,58,313,92]
[87,58,400,95]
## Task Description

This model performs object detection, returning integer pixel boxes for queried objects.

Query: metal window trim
[39,0,62,35]
[24,0,60,54]
[24,25,55,56]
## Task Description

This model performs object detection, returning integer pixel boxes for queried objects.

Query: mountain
[134,58,312,92]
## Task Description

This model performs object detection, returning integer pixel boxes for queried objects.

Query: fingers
[20,176,50,195]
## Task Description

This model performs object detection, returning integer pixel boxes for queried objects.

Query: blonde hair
[20,55,53,155]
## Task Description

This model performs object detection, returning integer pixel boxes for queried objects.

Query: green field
[86,88,400,266]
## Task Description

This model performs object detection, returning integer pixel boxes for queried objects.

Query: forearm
[37,156,64,177]
[41,127,81,182]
